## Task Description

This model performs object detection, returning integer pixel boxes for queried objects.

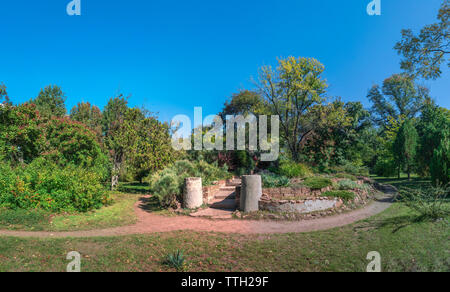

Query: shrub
[333,162,370,177]
[374,158,397,178]
[147,160,231,208]
[261,173,290,188]
[338,179,360,190]
[398,184,450,221]
[278,161,312,178]
[0,159,109,213]
[321,190,355,201]
[335,173,357,181]
[164,250,187,271]
[303,177,332,190]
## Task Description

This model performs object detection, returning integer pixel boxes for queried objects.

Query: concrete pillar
[183,177,203,209]
[241,175,262,212]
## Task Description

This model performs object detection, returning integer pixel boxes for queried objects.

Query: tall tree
[393,119,419,180]
[0,83,11,105]
[430,135,449,185]
[70,102,103,138]
[368,74,429,128]
[102,94,130,190]
[256,57,327,162]
[395,0,449,80]
[126,109,176,183]
[32,85,67,119]
[416,102,450,176]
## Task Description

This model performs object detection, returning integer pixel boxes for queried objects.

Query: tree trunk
[398,166,401,179]
[407,165,411,181]
[111,158,122,191]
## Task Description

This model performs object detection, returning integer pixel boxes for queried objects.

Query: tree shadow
[354,214,428,234]
[138,196,163,213]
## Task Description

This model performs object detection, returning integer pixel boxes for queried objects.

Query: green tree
[127,109,176,183]
[32,85,67,119]
[395,0,449,80]
[393,119,419,180]
[220,90,268,118]
[368,74,429,128]
[430,136,449,185]
[0,103,45,163]
[70,102,103,137]
[416,102,450,176]
[0,83,11,105]
[102,94,130,190]
[256,57,327,162]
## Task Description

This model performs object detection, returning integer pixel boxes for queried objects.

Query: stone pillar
[241,175,262,212]
[183,177,203,209]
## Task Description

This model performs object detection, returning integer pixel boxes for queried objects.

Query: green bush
[147,160,231,208]
[335,173,357,181]
[278,161,312,178]
[333,162,369,177]
[337,179,360,190]
[399,184,450,221]
[321,190,355,201]
[0,159,109,213]
[164,250,187,271]
[303,177,332,190]
[261,173,290,188]
[374,158,397,178]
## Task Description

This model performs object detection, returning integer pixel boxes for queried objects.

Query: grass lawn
[0,203,448,272]
[0,193,140,231]
[371,175,431,190]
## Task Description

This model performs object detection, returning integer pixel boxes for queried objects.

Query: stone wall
[259,197,344,214]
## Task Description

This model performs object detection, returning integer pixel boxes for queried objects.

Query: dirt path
[0,187,395,238]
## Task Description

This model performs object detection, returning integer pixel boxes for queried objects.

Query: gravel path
[0,187,395,238]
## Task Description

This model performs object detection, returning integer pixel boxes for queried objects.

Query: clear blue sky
[1,0,448,123]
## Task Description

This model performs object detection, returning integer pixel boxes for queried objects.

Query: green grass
[371,175,431,190]
[0,203,448,272]
[118,182,150,194]
[0,193,140,231]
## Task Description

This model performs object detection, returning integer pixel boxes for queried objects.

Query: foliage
[337,179,361,190]
[0,103,45,163]
[0,159,109,212]
[395,0,449,80]
[367,74,428,129]
[220,90,269,118]
[430,136,450,185]
[261,173,290,188]
[321,190,355,201]
[393,119,419,179]
[373,158,398,178]
[102,94,130,189]
[147,160,231,209]
[70,102,103,137]
[335,173,357,181]
[164,250,187,271]
[0,82,11,105]
[126,109,176,183]
[256,57,327,161]
[303,177,332,190]
[416,102,450,176]
[278,161,312,178]
[331,161,370,177]
[399,184,450,220]
[31,85,67,120]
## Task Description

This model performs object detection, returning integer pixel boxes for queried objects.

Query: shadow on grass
[118,182,150,194]
[354,214,435,234]
[138,196,164,213]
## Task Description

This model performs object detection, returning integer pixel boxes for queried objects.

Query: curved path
[0,187,396,238]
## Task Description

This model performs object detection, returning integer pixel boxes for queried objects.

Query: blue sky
[1,0,448,123]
